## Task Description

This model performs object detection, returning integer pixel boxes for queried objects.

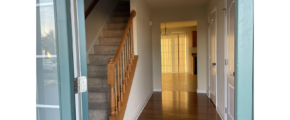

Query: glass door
[36,0,88,120]
[36,0,62,119]
[161,33,187,73]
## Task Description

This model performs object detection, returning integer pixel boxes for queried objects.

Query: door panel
[36,1,61,119]
[226,0,235,120]
[209,9,217,106]
[36,0,76,119]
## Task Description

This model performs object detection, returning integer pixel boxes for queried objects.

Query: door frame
[54,0,75,119]
[207,6,218,107]
[235,0,254,119]
[69,0,89,120]
[223,0,228,118]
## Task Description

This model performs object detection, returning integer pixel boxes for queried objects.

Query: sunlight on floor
[162,73,197,92]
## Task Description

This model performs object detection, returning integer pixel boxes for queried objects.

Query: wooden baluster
[120,53,123,102]
[131,23,134,61]
[125,38,128,85]
[129,29,132,72]
[118,58,121,111]
[128,33,131,72]
[126,37,130,85]
[107,58,116,120]
[122,48,126,93]
[127,36,130,78]
[114,80,118,115]
[130,25,133,61]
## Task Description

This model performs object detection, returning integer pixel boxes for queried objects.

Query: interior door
[226,0,235,119]
[209,9,217,106]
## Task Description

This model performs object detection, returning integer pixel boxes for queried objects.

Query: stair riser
[106,23,127,30]
[103,30,124,37]
[89,109,109,120]
[111,12,130,17]
[89,102,109,109]
[88,78,110,92]
[94,46,118,54]
[87,66,107,78]
[89,55,114,65]
[114,8,130,11]
[88,92,109,103]
[108,17,129,23]
[99,38,121,45]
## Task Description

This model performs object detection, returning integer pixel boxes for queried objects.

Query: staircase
[87,1,132,120]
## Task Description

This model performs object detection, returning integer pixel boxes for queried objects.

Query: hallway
[138,73,221,120]
[162,73,197,92]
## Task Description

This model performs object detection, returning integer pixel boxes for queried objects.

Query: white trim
[197,90,207,93]
[224,0,228,120]
[36,104,59,108]
[154,89,162,92]
[217,108,225,120]
[208,6,218,107]
[36,2,53,7]
[207,90,210,98]
[36,55,57,58]
[134,91,153,120]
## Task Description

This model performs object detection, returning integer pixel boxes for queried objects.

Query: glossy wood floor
[138,73,221,120]
[162,73,197,92]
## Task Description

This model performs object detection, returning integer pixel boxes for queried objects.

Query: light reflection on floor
[162,73,197,92]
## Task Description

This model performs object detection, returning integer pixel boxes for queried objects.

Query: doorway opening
[160,21,198,92]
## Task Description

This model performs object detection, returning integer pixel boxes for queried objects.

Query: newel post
[107,58,116,120]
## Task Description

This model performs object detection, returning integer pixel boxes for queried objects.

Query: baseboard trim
[197,90,207,93]
[216,108,224,120]
[154,89,162,92]
[206,90,210,98]
[134,91,153,120]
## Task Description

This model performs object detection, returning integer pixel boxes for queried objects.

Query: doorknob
[212,63,216,65]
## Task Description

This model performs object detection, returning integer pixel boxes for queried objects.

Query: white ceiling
[145,0,209,10]
[160,21,197,29]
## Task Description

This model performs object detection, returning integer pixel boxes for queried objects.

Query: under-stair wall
[85,0,119,63]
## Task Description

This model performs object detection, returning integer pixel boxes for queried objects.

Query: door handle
[212,63,216,65]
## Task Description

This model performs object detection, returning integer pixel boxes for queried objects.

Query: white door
[209,9,217,106]
[226,0,235,119]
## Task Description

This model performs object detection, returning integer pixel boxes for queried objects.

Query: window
[161,33,187,73]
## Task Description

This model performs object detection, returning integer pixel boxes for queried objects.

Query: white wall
[85,0,118,55]
[207,0,226,119]
[123,0,153,119]
[151,5,208,91]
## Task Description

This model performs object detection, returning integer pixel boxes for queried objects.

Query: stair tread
[103,30,125,31]
[89,54,115,55]
[99,37,122,38]
[88,2,131,120]
[87,64,107,66]
[94,45,119,46]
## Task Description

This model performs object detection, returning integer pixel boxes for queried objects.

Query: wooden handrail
[85,0,99,19]
[113,10,136,65]
[107,10,136,120]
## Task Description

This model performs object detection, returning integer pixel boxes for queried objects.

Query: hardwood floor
[162,73,197,92]
[137,73,221,120]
